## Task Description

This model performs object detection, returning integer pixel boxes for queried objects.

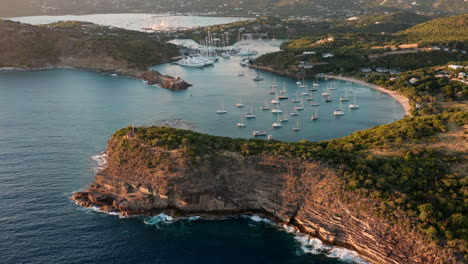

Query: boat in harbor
[236,97,245,108]
[278,83,288,99]
[272,115,283,128]
[216,100,227,114]
[261,100,270,110]
[271,107,283,114]
[311,108,319,120]
[294,99,305,111]
[349,94,360,109]
[291,92,301,103]
[290,111,298,116]
[340,87,350,102]
[245,104,256,119]
[333,101,345,116]
[237,117,246,127]
[252,68,264,82]
[292,120,301,131]
[252,131,267,137]
[280,114,289,122]
[270,77,279,88]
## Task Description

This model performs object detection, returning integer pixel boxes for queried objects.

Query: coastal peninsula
[73,111,467,264]
[0,20,191,90]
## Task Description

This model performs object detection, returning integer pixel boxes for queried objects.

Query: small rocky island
[142,70,191,90]
[73,112,467,264]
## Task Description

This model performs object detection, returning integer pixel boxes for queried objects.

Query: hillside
[0,20,178,75]
[0,0,466,18]
[398,13,468,43]
[73,111,467,264]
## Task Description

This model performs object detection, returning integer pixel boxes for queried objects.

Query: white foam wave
[92,152,108,172]
[144,213,176,228]
[241,215,275,225]
[292,232,367,263]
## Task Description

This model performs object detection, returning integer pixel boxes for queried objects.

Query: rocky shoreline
[71,130,459,264]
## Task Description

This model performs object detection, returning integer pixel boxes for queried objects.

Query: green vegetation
[0,20,178,71]
[398,14,468,43]
[113,111,467,260]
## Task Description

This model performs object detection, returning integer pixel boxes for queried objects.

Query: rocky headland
[73,112,467,264]
[0,20,190,90]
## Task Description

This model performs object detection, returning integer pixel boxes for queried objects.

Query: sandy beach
[323,75,412,116]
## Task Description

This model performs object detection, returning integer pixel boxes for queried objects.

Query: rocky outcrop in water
[72,129,462,264]
[142,70,191,90]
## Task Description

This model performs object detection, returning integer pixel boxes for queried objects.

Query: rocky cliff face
[73,133,457,264]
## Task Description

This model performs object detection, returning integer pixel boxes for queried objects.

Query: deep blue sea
[0,56,403,263]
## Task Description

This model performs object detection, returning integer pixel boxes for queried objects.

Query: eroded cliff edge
[73,112,467,264]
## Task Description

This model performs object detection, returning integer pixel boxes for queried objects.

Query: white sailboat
[253,131,267,137]
[291,92,301,103]
[216,99,227,114]
[237,117,246,127]
[292,120,301,131]
[252,68,264,81]
[245,104,256,119]
[271,106,283,114]
[280,114,289,122]
[278,82,288,99]
[349,94,360,109]
[271,92,280,104]
[236,96,245,108]
[272,115,282,128]
[270,77,279,88]
[261,100,270,110]
[340,87,350,102]
[333,101,345,116]
[290,111,298,116]
[311,108,319,120]
[295,99,304,111]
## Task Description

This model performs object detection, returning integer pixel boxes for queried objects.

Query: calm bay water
[0,37,403,263]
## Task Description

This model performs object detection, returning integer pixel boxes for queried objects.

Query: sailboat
[252,68,264,81]
[312,76,320,87]
[280,114,289,122]
[271,106,283,114]
[340,87,350,102]
[271,92,280,104]
[291,92,301,103]
[299,77,307,88]
[280,81,287,93]
[278,82,288,99]
[329,80,337,90]
[349,94,360,109]
[325,89,332,102]
[301,78,309,95]
[237,117,246,127]
[321,84,330,97]
[292,119,301,131]
[216,99,227,114]
[236,96,245,108]
[311,108,319,120]
[295,99,304,111]
[270,77,279,88]
[272,115,283,128]
[268,86,276,95]
[333,101,345,116]
[261,100,270,110]
[253,131,267,137]
[245,104,256,119]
